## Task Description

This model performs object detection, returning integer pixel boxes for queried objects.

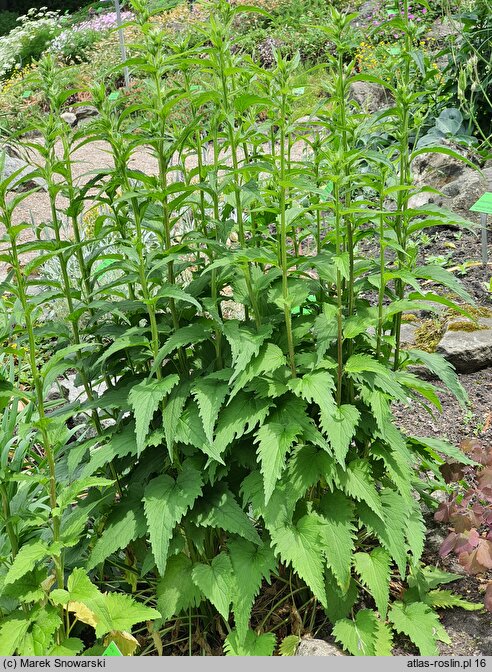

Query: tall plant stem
[333,181,343,406]
[152,73,188,375]
[3,203,64,592]
[217,48,261,328]
[279,94,296,377]
[392,0,412,371]
[1,483,18,559]
[376,186,386,360]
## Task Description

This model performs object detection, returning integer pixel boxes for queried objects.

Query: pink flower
[422,7,427,12]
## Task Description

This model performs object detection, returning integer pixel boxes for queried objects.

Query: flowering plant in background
[50,11,134,64]
[0,7,67,79]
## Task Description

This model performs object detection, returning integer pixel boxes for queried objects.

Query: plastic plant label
[470,192,492,214]
[102,641,124,656]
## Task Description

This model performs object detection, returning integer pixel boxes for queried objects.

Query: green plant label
[102,642,123,656]
[470,192,492,214]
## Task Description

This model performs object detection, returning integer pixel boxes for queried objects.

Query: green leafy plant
[0,0,482,657]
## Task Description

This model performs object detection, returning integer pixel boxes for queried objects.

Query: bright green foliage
[353,548,391,619]
[143,461,203,574]
[389,602,451,655]
[0,0,476,657]
[270,515,326,607]
[224,629,276,656]
[317,492,356,592]
[229,539,276,639]
[4,542,49,586]
[191,553,235,620]
[156,553,203,621]
[333,609,379,656]
[128,375,179,454]
[279,635,300,656]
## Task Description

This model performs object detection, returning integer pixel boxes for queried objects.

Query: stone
[0,152,46,192]
[411,140,472,189]
[349,81,392,114]
[409,164,492,223]
[400,322,418,346]
[60,112,77,126]
[437,317,492,373]
[296,638,345,656]
[74,105,98,121]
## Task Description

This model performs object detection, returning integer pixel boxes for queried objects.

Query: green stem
[279,94,296,377]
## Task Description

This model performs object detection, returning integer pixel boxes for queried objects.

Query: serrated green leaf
[229,538,276,640]
[128,375,179,455]
[89,592,161,638]
[213,393,272,457]
[255,420,302,504]
[324,569,359,625]
[415,264,474,305]
[67,568,100,602]
[0,615,30,655]
[3,567,47,603]
[353,548,391,619]
[156,553,203,621]
[406,501,426,563]
[224,629,276,656]
[4,541,49,586]
[87,501,146,570]
[20,607,61,656]
[162,381,191,459]
[337,459,384,520]
[279,634,300,656]
[270,514,326,607]
[333,609,378,656]
[317,491,356,591]
[152,323,212,372]
[48,638,85,656]
[410,436,476,466]
[191,553,234,620]
[193,486,260,544]
[320,405,360,466]
[229,343,286,400]
[389,601,450,655]
[373,620,393,656]
[192,371,230,443]
[143,460,203,575]
[344,354,390,377]
[357,489,409,577]
[223,321,273,382]
[406,349,467,408]
[424,590,483,611]
[287,370,336,415]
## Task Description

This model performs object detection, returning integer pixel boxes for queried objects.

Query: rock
[437,317,492,373]
[0,152,46,192]
[411,140,472,189]
[75,105,98,121]
[410,162,492,222]
[296,638,344,656]
[400,322,418,346]
[349,81,392,113]
[60,112,77,126]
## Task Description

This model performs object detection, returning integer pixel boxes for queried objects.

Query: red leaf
[476,539,492,570]
[440,532,458,557]
[440,462,465,483]
[458,549,484,574]
[485,583,492,612]
[434,502,453,523]
[478,466,492,490]
[450,512,474,532]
